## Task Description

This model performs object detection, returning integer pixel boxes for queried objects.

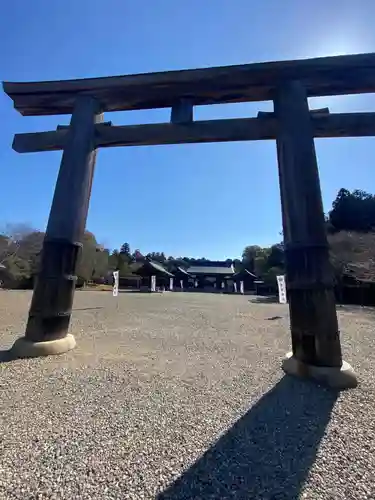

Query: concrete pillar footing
[10,334,76,359]
[282,351,358,390]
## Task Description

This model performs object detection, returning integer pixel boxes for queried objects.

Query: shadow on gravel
[157,376,338,500]
[250,296,279,304]
[73,307,104,311]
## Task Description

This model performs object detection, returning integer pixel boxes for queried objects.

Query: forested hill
[1,188,375,288]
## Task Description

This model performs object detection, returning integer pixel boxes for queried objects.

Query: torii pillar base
[10,334,76,359]
[282,352,358,390]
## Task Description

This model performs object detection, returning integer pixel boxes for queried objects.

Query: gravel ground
[0,290,374,500]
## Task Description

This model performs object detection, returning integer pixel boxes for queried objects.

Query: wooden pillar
[171,98,193,124]
[274,81,342,368]
[24,96,103,344]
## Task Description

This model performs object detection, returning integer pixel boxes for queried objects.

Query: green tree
[109,249,132,275]
[267,244,284,269]
[329,188,375,232]
[233,258,242,271]
[253,248,271,276]
[242,245,263,272]
[76,231,99,282]
[120,242,131,261]
[0,226,44,286]
[261,266,285,286]
[241,243,284,286]
[146,252,166,263]
[0,224,111,288]
[92,247,110,279]
[0,234,10,261]
[17,230,44,275]
[109,250,120,270]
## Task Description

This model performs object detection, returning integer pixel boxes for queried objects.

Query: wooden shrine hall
[135,259,174,290]
[232,268,259,292]
[186,261,235,290]
[5,51,375,389]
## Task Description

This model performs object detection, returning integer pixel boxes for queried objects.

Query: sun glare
[299,34,368,60]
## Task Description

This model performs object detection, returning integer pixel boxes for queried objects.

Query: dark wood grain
[13,130,68,152]
[12,117,276,152]
[25,96,103,342]
[274,80,342,368]
[171,99,194,124]
[56,121,112,130]
[4,52,375,115]
[12,112,375,153]
[258,107,330,118]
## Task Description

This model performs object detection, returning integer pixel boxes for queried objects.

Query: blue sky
[1,0,375,259]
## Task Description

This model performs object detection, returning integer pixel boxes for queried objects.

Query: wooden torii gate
[5,52,375,389]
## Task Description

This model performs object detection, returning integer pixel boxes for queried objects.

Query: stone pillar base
[10,334,76,359]
[282,351,358,390]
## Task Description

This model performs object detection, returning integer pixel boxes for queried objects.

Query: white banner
[221,282,224,289]
[112,270,119,297]
[151,275,156,292]
[194,280,198,288]
[180,279,183,290]
[277,275,287,304]
[233,282,237,293]
[169,278,174,290]
[240,281,244,294]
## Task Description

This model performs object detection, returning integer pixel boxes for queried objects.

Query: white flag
[240,281,244,294]
[180,279,183,290]
[112,270,119,297]
[169,278,174,290]
[277,275,287,304]
[234,282,237,293]
[151,275,156,292]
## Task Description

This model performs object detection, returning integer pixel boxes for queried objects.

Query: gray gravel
[0,290,374,499]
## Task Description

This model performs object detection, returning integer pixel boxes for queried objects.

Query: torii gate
[5,52,375,389]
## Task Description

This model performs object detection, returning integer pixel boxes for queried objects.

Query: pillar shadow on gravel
[73,307,104,311]
[250,296,279,304]
[157,376,338,500]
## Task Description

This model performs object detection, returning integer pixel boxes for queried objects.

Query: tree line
[1,188,375,288]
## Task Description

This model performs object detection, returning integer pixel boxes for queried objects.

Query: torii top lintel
[3,52,375,116]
